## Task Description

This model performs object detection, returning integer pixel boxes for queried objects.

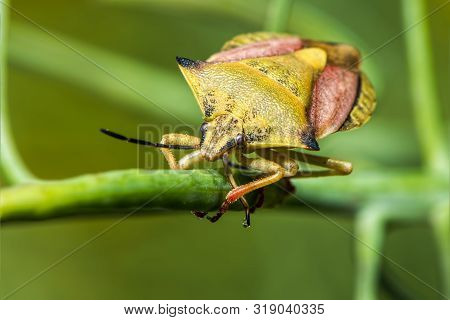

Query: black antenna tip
[176,56,199,68]
[100,128,127,141]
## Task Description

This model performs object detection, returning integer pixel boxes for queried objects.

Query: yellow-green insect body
[102,32,376,227]
[178,47,327,158]
[177,32,375,162]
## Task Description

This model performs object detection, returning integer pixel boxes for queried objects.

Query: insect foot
[191,210,208,219]
[242,213,251,228]
[206,201,231,223]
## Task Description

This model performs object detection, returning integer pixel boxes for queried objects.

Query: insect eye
[235,133,246,146]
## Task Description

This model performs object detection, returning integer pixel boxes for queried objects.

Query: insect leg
[222,153,252,228]
[208,154,295,225]
[197,153,252,225]
[189,153,210,218]
[226,168,284,204]
[178,150,204,169]
[223,151,298,203]
[159,134,200,169]
[277,151,353,177]
[223,153,268,211]
[225,156,287,205]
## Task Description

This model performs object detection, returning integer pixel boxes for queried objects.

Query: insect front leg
[208,154,297,224]
[178,150,204,170]
[222,153,252,227]
[195,152,253,225]
[159,134,200,169]
[228,149,299,203]
[228,151,266,215]
[226,157,287,203]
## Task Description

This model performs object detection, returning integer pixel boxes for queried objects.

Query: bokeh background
[1,0,449,299]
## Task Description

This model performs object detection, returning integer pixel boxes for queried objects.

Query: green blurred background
[1,0,449,299]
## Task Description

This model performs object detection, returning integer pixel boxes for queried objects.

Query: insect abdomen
[339,72,376,131]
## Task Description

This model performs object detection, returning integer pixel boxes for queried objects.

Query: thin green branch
[0,169,289,222]
[1,168,444,223]
[401,0,449,175]
[354,204,387,299]
[0,169,227,221]
[264,0,293,32]
[430,200,450,297]
[290,170,447,209]
[352,200,448,300]
[0,0,36,185]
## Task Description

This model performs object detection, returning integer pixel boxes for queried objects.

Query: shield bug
[101,32,376,227]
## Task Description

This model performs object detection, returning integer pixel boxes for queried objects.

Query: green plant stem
[0,169,291,222]
[352,200,448,300]
[0,0,36,185]
[354,204,387,299]
[264,0,293,32]
[430,200,450,297]
[0,169,228,221]
[291,170,448,209]
[401,0,449,175]
[1,168,444,223]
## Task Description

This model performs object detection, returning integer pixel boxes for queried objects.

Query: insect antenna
[100,128,196,150]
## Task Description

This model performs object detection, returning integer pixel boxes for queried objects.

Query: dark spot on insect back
[300,130,320,151]
[176,56,200,68]
[246,127,272,142]
[203,99,215,118]
[202,92,218,117]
